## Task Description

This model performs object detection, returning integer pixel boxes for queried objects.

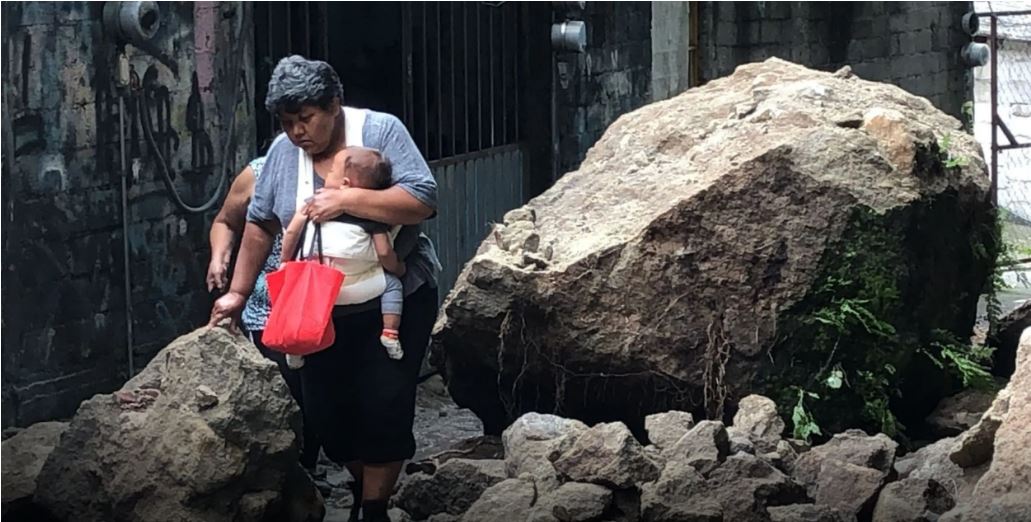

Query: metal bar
[464,3,470,154]
[422,2,430,154]
[990,15,998,206]
[451,4,456,157]
[997,118,1019,147]
[286,4,292,54]
[975,9,1031,16]
[513,6,519,141]
[477,3,483,151]
[426,142,522,169]
[304,2,311,57]
[489,7,496,147]
[321,2,329,59]
[501,6,507,145]
[437,4,443,160]
[401,2,409,125]
[999,143,1031,151]
[119,94,135,377]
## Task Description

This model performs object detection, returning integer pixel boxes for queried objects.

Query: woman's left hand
[305,187,353,223]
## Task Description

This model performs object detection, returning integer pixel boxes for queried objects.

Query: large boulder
[941,329,1031,521]
[552,421,660,489]
[33,328,323,522]
[502,413,588,489]
[431,58,995,435]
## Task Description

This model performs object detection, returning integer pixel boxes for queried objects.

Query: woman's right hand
[208,291,247,332]
[206,257,230,292]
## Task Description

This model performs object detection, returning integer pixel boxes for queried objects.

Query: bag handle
[294,220,325,264]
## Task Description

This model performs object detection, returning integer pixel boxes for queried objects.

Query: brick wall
[1,2,255,426]
[697,1,974,119]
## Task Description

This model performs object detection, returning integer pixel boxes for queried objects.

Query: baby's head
[329,147,392,190]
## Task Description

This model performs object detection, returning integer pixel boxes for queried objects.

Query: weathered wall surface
[554,2,654,176]
[697,1,974,119]
[1,2,255,427]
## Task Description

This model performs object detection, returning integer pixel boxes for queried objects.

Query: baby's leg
[380,273,404,360]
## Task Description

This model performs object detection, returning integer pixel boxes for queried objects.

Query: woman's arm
[305,113,437,226]
[207,166,255,291]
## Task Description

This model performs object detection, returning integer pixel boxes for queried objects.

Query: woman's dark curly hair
[264,55,344,114]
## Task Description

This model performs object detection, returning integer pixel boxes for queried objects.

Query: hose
[137,3,247,214]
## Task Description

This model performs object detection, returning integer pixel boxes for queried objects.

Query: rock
[33,328,322,522]
[644,411,694,450]
[665,420,729,475]
[793,429,898,488]
[639,460,719,521]
[727,427,756,455]
[942,329,1031,521]
[460,478,537,522]
[732,394,785,451]
[768,504,855,522]
[406,435,505,476]
[986,299,1031,377]
[432,58,994,435]
[812,459,885,517]
[926,388,996,437]
[642,453,807,521]
[428,514,462,522]
[389,507,414,522]
[949,388,1009,468]
[872,478,954,522]
[195,384,219,410]
[395,458,508,519]
[503,413,588,489]
[760,439,799,475]
[894,438,983,505]
[553,422,660,489]
[1,421,67,517]
[529,482,613,522]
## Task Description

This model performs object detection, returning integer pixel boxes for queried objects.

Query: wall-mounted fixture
[103,1,161,45]
[961,11,979,35]
[551,20,587,53]
[961,42,990,67]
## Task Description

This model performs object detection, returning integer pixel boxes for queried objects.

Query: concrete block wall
[555,2,654,175]
[697,1,974,119]
[1,2,255,426]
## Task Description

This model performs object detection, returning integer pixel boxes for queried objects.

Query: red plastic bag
[262,223,344,355]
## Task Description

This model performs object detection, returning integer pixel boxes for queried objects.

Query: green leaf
[825,369,844,389]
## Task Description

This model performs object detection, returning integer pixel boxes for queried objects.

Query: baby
[280,147,406,369]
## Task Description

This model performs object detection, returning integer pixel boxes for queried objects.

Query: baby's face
[329,147,381,188]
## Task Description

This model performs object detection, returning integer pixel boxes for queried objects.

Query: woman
[208,56,439,522]
[206,156,323,476]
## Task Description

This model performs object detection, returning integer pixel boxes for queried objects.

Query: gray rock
[768,504,855,522]
[530,482,613,522]
[644,411,694,451]
[732,394,786,451]
[460,478,537,522]
[727,427,756,455]
[941,329,1031,521]
[812,459,885,517]
[793,429,898,489]
[949,388,1008,468]
[395,458,508,519]
[639,459,717,521]
[503,413,588,489]
[894,437,983,505]
[926,388,996,437]
[1,421,67,517]
[760,439,799,475]
[427,514,462,522]
[389,507,414,522]
[33,328,322,522]
[665,420,730,475]
[553,422,659,489]
[872,478,954,522]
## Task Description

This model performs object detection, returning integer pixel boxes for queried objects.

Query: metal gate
[401,1,527,295]
[974,6,1031,248]
[254,2,532,297]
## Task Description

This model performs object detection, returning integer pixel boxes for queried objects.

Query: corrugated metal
[425,144,525,300]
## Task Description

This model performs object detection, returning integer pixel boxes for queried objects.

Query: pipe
[990,14,998,207]
[119,92,135,377]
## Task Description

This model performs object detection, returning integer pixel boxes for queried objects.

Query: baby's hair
[348,151,393,190]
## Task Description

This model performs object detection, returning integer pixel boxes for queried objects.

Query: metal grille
[975,6,1031,249]
[403,2,522,161]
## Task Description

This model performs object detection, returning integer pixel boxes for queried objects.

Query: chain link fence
[974,6,1031,256]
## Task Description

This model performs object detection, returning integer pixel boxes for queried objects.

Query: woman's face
[278,99,340,155]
